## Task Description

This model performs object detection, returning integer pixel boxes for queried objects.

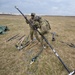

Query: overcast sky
[0,0,75,16]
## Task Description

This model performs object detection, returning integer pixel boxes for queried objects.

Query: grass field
[0,15,75,75]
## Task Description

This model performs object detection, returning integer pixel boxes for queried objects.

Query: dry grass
[0,15,75,75]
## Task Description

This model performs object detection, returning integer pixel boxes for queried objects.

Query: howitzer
[15,6,75,75]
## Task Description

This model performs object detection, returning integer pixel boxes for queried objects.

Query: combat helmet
[31,13,35,16]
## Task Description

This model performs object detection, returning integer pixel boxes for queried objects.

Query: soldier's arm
[33,21,40,28]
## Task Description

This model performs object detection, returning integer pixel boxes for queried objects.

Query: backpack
[40,19,51,34]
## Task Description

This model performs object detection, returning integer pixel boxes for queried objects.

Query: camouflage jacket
[39,19,51,34]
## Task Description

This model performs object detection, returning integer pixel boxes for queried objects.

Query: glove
[32,25,38,30]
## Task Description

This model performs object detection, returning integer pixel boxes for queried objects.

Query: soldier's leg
[34,31,40,42]
[30,29,34,41]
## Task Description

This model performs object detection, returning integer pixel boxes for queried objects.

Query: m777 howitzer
[15,6,75,75]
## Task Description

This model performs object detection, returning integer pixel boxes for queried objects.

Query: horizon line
[0,13,75,17]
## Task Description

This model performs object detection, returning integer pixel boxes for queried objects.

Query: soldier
[34,16,51,48]
[26,13,35,41]
[26,13,40,42]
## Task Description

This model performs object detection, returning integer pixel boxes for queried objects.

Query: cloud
[0,0,75,16]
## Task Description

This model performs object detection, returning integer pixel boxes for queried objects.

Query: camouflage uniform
[32,19,41,42]
[26,13,40,42]
[34,16,51,48]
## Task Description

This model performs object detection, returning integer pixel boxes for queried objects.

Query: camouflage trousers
[30,28,40,42]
